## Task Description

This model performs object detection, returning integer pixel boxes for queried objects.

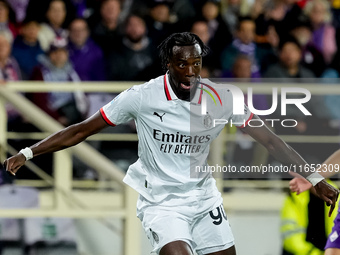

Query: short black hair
[236,16,255,31]
[100,0,122,8]
[124,13,145,29]
[291,19,312,31]
[279,36,302,52]
[21,18,40,26]
[158,32,210,71]
[69,17,90,33]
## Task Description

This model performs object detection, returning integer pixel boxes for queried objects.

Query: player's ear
[167,63,170,69]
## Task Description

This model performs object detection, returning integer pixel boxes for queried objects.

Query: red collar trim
[197,83,203,104]
[164,74,203,103]
[164,75,172,101]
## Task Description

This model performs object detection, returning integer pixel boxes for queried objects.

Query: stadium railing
[1,81,340,253]
[0,82,140,255]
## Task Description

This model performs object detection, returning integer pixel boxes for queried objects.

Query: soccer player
[3,32,339,255]
[290,149,340,255]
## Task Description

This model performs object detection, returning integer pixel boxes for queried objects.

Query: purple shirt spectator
[68,39,106,81]
[68,18,106,81]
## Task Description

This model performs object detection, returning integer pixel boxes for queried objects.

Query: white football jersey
[101,74,253,202]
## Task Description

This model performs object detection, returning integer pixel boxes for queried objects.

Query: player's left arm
[241,115,339,216]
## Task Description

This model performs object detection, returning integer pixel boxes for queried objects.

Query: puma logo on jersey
[153,112,165,122]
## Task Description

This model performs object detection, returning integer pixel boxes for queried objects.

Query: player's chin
[180,86,197,96]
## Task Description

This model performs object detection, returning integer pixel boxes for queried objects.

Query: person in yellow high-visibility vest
[282,179,338,255]
[290,149,340,255]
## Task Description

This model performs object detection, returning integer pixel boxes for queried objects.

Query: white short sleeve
[100,87,141,126]
[230,104,254,128]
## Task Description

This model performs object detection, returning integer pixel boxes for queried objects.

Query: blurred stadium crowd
[3,0,340,178]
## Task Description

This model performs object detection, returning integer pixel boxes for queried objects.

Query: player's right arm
[3,111,109,176]
[290,149,340,194]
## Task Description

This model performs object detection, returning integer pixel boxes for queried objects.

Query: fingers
[4,160,16,176]
[289,178,301,194]
[318,186,339,217]
[329,199,336,217]
[2,160,14,176]
[7,168,16,176]
[289,177,297,191]
[289,179,297,188]
[289,178,297,185]
[288,172,305,194]
[7,170,15,176]
[289,183,299,193]
[330,190,340,217]
[2,156,24,176]
[320,193,333,207]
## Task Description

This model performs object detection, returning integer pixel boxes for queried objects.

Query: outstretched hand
[314,180,339,217]
[289,171,312,195]
[289,171,339,217]
[2,153,26,176]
